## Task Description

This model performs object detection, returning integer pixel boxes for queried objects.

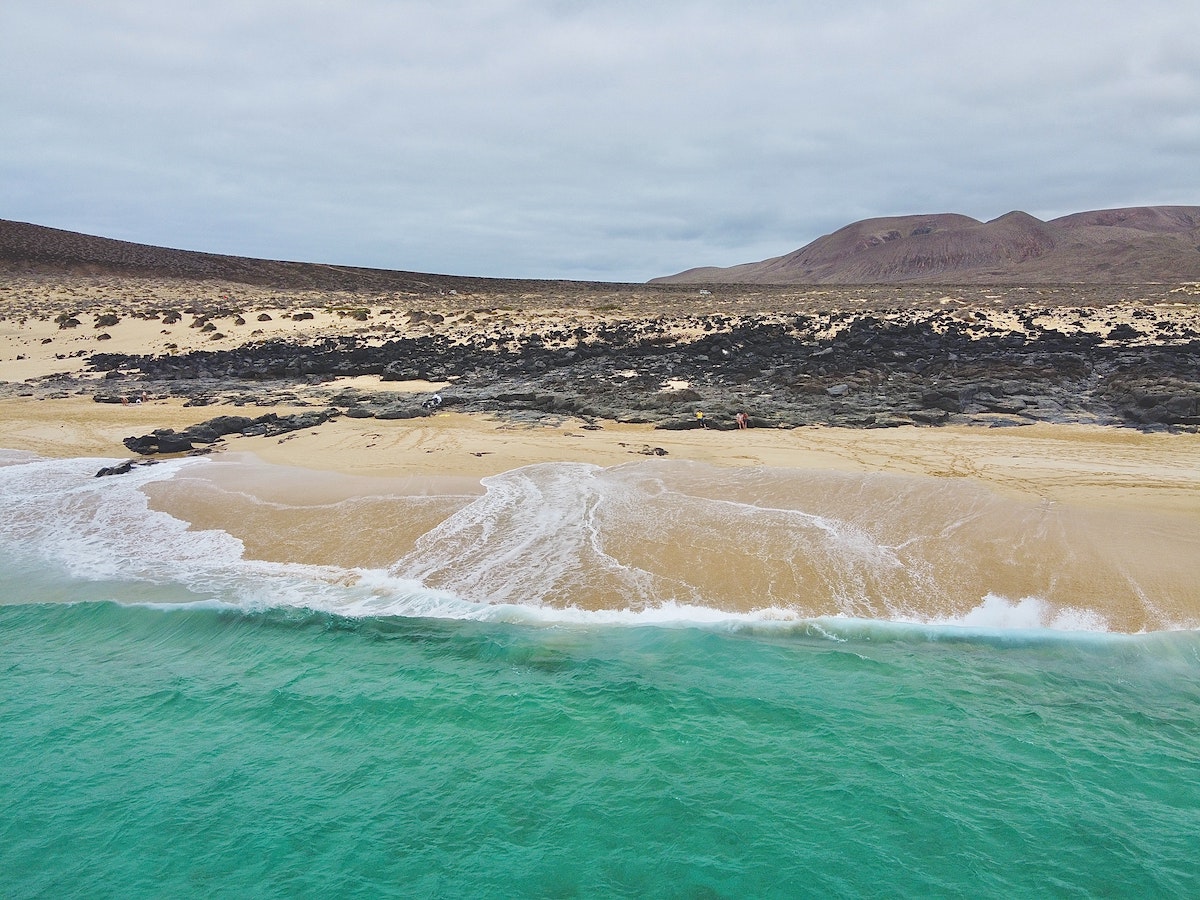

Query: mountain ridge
[652,206,1200,284]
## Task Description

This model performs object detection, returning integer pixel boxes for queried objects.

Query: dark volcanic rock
[95,460,134,477]
[197,414,257,436]
[122,409,341,455]
[139,430,193,454]
[122,434,159,454]
[374,403,429,420]
[90,309,1200,435]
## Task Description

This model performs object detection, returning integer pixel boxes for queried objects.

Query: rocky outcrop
[90,304,1200,437]
[122,410,340,455]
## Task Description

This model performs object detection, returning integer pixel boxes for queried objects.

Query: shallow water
[2,450,1199,897]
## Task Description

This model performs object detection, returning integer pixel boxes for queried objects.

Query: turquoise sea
[2,450,1199,898]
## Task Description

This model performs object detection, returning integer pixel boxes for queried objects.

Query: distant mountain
[652,206,1200,284]
[0,219,598,292]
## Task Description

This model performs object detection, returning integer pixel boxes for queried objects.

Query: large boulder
[121,429,194,454]
[154,431,195,454]
[197,415,256,436]
[95,460,134,478]
[374,403,429,420]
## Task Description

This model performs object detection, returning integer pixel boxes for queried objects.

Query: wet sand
[119,441,1199,632]
[6,390,1200,631]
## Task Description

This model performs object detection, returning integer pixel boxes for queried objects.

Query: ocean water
[2,450,1199,898]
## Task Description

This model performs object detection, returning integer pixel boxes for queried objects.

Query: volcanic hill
[0,218,609,294]
[653,206,1200,285]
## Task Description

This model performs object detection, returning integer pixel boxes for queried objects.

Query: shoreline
[3,395,1199,518]
[6,399,1198,632]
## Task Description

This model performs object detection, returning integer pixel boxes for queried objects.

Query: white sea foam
[384,461,933,616]
[0,449,39,468]
[938,593,1110,633]
[388,463,667,608]
[0,455,244,584]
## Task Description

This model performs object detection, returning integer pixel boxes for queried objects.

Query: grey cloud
[2,0,1198,280]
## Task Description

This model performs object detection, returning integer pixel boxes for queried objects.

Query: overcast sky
[2,1,1198,281]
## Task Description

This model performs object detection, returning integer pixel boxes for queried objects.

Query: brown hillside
[0,219,622,294]
[653,206,1200,284]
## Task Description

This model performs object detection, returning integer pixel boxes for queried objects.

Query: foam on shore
[3,449,1198,635]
